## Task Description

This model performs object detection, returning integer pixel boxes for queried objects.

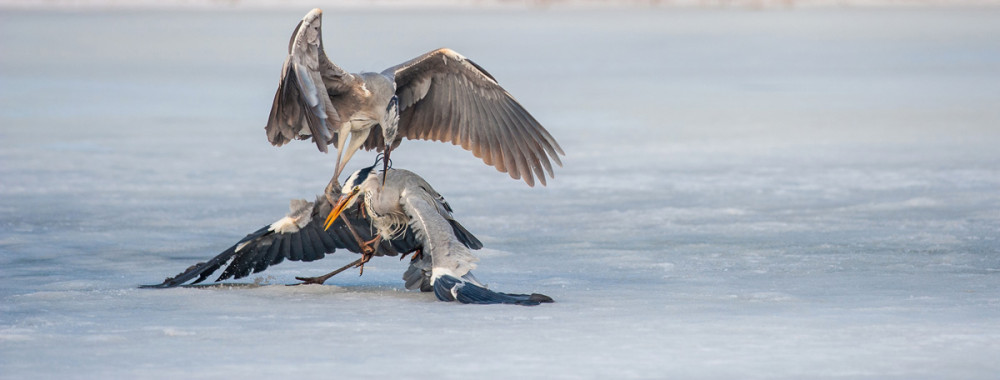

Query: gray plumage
[265,8,564,186]
[142,166,552,305]
[332,167,553,305]
[140,177,479,289]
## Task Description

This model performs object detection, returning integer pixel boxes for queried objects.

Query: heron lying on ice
[142,163,553,306]
[267,8,563,186]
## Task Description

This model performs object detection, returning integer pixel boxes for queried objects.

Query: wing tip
[305,8,323,20]
[434,47,460,58]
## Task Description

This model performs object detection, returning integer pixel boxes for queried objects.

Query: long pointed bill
[381,145,391,189]
[332,147,345,183]
[323,189,360,231]
[332,159,344,184]
[332,124,352,182]
[336,128,372,184]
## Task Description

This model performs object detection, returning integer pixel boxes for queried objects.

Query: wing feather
[388,48,563,186]
[475,86,522,182]
[142,174,487,289]
[497,96,549,180]
[400,189,478,279]
[273,237,290,266]
[245,245,267,274]
[306,226,329,261]
[265,9,358,153]
[481,82,511,176]
[141,196,411,288]
[495,96,544,184]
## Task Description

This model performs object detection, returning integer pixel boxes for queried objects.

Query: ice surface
[2,7,999,379]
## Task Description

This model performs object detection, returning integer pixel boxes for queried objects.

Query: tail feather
[432,274,553,306]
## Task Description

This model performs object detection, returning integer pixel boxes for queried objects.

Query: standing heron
[142,163,552,306]
[266,8,564,186]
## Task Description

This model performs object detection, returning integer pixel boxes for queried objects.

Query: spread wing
[382,48,565,187]
[140,197,416,288]
[141,191,482,289]
[265,8,358,153]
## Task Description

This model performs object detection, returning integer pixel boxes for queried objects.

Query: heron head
[323,163,377,231]
[342,163,378,194]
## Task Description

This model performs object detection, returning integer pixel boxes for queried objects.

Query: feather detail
[400,187,478,282]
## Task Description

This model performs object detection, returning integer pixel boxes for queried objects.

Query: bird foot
[288,257,365,286]
[360,236,381,255]
[355,250,375,276]
[400,248,423,262]
[355,235,381,272]
[293,275,331,285]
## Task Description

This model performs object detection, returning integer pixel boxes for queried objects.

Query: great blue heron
[142,164,553,306]
[266,8,564,186]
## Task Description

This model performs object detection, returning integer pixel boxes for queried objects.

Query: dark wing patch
[139,226,271,289]
[141,196,419,288]
[449,220,483,250]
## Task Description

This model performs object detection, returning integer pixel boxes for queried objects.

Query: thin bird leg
[355,235,382,276]
[292,221,378,282]
[292,257,364,285]
[324,175,342,205]
[362,235,382,250]
[299,187,379,281]
[323,204,378,253]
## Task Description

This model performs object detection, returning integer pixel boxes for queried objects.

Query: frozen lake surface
[2,7,999,379]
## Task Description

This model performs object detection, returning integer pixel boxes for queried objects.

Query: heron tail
[432,274,554,306]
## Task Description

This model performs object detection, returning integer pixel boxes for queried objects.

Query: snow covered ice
[2,6,1000,379]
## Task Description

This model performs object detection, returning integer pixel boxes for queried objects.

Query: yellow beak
[323,188,361,231]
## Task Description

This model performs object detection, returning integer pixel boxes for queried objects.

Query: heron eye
[353,186,360,192]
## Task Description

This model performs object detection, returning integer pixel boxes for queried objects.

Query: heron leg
[361,236,381,252]
[336,214,378,256]
[358,199,369,219]
[355,236,382,275]
[300,197,379,281]
[324,175,342,205]
[293,258,364,285]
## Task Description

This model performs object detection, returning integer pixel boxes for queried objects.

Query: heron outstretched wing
[141,197,415,288]
[142,194,481,288]
[266,9,357,153]
[382,48,565,187]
